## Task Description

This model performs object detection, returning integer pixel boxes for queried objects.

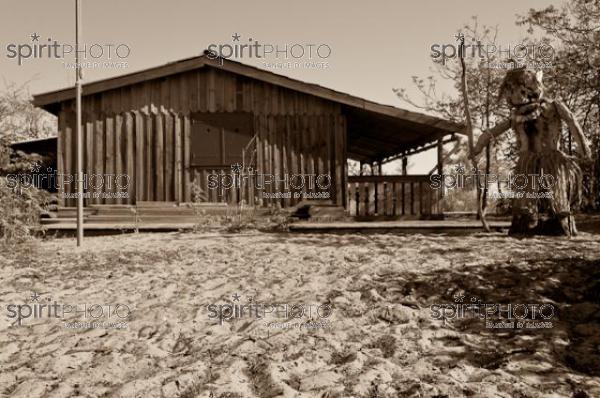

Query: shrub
[0,145,51,242]
[0,183,50,242]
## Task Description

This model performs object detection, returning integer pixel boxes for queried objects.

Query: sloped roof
[33,52,464,162]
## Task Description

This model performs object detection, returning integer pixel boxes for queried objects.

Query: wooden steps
[136,201,179,207]
[42,217,77,224]
[41,202,251,230]
[57,207,98,218]
[43,222,199,231]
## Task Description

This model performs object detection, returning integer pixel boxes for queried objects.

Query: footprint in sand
[138,325,158,339]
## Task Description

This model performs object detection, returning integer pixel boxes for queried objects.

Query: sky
[0,0,563,173]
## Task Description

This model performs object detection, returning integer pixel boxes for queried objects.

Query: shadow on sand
[393,255,599,379]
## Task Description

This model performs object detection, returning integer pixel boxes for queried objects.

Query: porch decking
[42,217,509,233]
[41,206,510,234]
[289,220,511,233]
[40,174,460,232]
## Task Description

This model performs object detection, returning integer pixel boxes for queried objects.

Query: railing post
[411,182,415,215]
[392,182,397,217]
[401,182,405,215]
[383,182,387,216]
[437,139,445,199]
[355,183,360,216]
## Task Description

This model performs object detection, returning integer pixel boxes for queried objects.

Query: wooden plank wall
[56,67,345,207]
[188,113,346,208]
[59,106,189,207]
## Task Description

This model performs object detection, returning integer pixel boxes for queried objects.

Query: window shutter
[191,122,222,166]
[223,128,250,165]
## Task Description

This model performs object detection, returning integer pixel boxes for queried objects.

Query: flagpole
[75,0,84,246]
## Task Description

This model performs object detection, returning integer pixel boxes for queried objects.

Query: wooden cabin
[32,53,462,224]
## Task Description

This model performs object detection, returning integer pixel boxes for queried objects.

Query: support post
[75,0,84,246]
[437,139,444,175]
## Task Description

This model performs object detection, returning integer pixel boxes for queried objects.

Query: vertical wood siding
[56,67,345,207]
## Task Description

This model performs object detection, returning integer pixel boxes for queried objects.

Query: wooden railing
[347,175,443,219]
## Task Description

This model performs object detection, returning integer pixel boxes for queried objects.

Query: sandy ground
[0,230,599,398]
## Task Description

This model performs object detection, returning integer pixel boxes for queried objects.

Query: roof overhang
[33,53,465,159]
[344,106,460,162]
[10,136,57,158]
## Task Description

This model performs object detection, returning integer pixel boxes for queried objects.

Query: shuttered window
[191,119,251,167]
[191,122,222,166]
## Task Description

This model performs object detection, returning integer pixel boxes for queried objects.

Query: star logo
[232,292,241,302]
[232,33,241,42]
[231,163,242,173]
[30,162,41,173]
[453,291,465,303]
[30,33,40,42]
[454,32,464,43]
[29,292,42,302]
[454,164,465,174]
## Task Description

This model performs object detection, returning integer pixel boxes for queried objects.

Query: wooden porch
[347,175,442,220]
[29,53,467,233]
